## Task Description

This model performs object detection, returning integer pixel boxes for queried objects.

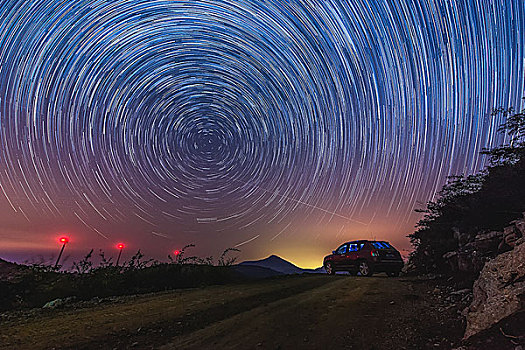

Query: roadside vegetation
[0,245,241,311]
[409,103,525,279]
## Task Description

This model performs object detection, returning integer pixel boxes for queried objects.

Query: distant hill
[0,258,27,281]
[238,255,324,275]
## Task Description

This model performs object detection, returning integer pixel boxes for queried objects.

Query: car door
[345,243,360,268]
[356,242,372,261]
[332,243,348,269]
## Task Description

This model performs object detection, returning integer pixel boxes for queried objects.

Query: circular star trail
[0,0,524,250]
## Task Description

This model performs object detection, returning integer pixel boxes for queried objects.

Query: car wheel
[387,271,400,277]
[325,262,335,275]
[358,261,373,277]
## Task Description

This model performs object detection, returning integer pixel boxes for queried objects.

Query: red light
[173,250,180,256]
[59,236,69,244]
[116,243,125,249]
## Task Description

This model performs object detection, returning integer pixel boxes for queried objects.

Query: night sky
[0,0,524,268]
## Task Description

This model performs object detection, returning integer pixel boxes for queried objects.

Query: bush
[409,104,525,275]
[1,245,242,311]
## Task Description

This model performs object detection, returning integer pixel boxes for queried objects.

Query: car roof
[338,240,365,245]
[341,240,390,245]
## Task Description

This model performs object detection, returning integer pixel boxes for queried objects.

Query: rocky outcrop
[442,232,499,275]
[437,213,525,339]
[443,213,525,275]
[504,218,525,248]
[463,239,525,339]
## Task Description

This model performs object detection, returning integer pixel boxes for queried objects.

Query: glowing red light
[59,236,69,244]
[116,243,125,249]
[173,250,180,256]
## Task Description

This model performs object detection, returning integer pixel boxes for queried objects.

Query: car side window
[372,242,392,249]
[336,244,348,254]
[348,244,359,252]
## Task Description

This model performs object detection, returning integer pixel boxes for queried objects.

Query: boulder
[505,215,525,249]
[454,250,485,274]
[471,231,503,253]
[504,225,522,248]
[401,260,416,274]
[42,296,75,309]
[464,242,525,339]
[514,214,525,237]
[453,227,471,247]
[42,298,66,309]
[443,248,487,274]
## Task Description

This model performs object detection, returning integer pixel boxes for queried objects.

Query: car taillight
[371,250,379,257]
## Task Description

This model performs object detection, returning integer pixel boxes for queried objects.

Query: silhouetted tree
[482,104,525,165]
[409,103,525,274]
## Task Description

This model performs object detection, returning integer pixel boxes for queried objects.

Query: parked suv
[323,240,403,277]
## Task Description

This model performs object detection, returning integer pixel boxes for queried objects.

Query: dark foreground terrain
[0,274,480,349]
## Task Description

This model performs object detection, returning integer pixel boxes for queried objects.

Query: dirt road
[0,275,463,349]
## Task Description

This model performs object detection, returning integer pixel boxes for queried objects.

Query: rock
[504,225,522,248]
[474,231,502,241]
[461,307,469,317]
[42,296,75,309]
[443,251,458,259]
[418,273,440,280]
[502,215,525,249]
[514,214,525,237]
[401,260,416,274]
[472,231,503,253]
[443,251,460,272]
[42,298,66,309]
[464,242,525,339]
[453,227,470,247]
[456,250,485,274]
[450,289,471,296]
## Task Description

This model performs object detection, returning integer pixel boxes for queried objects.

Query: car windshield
[336,245,347,254]
[371,241,393,250]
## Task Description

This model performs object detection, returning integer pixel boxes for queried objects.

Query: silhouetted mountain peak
[239,255,304,274]
[261,255,285,262]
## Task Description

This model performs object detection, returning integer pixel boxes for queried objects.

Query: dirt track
[0,275,464,349]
